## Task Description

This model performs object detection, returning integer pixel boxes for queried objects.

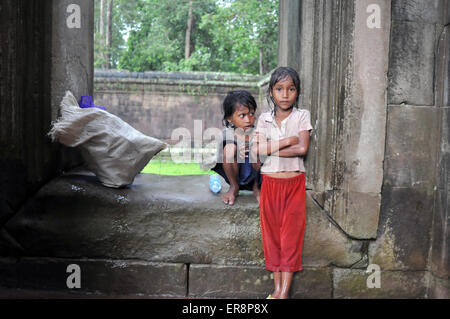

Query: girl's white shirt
[255,108,313,173]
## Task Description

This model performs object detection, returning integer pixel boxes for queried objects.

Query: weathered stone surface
[328,191,381,239]
[189,265,272,298]
[428,274,450,299]
[5,171,264,266]
[290,267,332,299]
[278,0,301,71]
[51,0,94,119]
[392,0,447,24]
[0,257,186,297]
[431,189,450,278]
[5,170,364,269]
[369,186,434,271]
[333,268,428,298]
[300,0,355,193]
[0,257,18,288]
[322,0,390,240]
[189,264,332,299]
[377,105,438,271]
[303,192,367,268]
[388,20,435,105]
[384,106,440,189]
[435,26,450,107]
[430,108,450,278]
[94,72,261,142]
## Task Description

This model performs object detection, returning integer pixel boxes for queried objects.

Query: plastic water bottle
[209,174,222,194]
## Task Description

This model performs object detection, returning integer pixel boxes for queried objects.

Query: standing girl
[253,67,312,299]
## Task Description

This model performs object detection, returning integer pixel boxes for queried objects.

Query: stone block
[430,189,450,278]
[51,0,94,118]
[0,257,19,288]
[388,20,435,105]
[333,268,428,298]
[392,0,447,24]
[435,26,450,107]
[431,108,450,278]
[428,274,450,299]
[5,172,264,266]
[188,264,272,298]
[329,191,381,239]
[188,264,332,299]
[303,192,366,268]
[384,106,440,189]
[0,257,186,297]
[369,186,434,270]
[290,267,332,299]
[5,171,365,269]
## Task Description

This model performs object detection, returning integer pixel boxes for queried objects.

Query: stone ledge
[189,264,332,299]
[0,257,186,297]
[333,268,428,299]
[4,170,365,268]
[94,69,263,82]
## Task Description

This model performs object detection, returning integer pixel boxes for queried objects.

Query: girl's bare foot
[278,292,289,299]
[222,186,239,205]
[271,290,281,299]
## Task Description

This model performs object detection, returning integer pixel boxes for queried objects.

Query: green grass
[141,159,215,176]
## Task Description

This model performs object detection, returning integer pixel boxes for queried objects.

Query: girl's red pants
[260,173,306,272]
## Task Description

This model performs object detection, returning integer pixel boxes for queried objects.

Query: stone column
[277,0,301,71]
[430,5,450,298]
[294,0,391,239]
[50,0,94,120]
[369,1,449,298]
[330,0,391,238]
[50,0,94,169]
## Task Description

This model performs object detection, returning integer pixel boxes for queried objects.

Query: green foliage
[198,0,279,74]
[94,0,279,74]
[94,0,138,68]
[142,159,214,175]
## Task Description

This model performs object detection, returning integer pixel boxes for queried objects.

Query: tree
[198,0,279,74]
[105,0,113,69]
[94,0,138,69]
[94,0,279,74]
[185,0,194,60]
[117,0,217,72]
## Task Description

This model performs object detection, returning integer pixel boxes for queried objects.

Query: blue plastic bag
[79,95,106,110]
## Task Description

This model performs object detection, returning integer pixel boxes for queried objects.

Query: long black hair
[222,90,257,128]
[267,67,301,114]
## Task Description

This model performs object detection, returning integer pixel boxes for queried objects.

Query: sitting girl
[211,90,261,205]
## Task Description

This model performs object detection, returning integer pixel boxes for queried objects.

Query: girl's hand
[239,143,247,158]
[289,136,300,146]
[238,141,249,159]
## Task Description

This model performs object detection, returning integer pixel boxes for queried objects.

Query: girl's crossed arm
[273,130,310,157]
[252,130,310,158]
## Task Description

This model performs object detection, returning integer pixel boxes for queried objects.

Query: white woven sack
[49,91,167,188]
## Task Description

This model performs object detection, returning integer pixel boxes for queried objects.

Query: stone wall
[380,0,450,298]
[93,70,270,143]
[0,0,93,249]
[278,0,449,298]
